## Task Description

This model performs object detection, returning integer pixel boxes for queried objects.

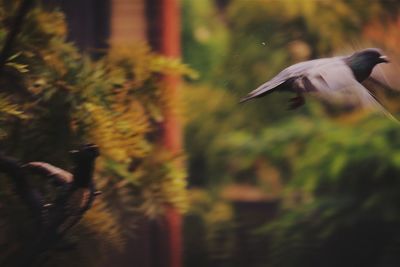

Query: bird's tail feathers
[239,80,285,103]
[239,94,257,103]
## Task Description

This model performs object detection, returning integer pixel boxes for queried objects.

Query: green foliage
[183,1,400,266]
[124,147,188,217]
[183,189,236,267]
[182,0,229,82]
[183,84,250,185]
[247,116,400,267]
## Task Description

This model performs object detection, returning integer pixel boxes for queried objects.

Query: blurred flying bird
[240,48,396,119]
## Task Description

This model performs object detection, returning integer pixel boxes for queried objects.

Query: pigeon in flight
[240,48,396,119]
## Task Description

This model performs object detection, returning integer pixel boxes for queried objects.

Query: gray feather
[240,57,343,103]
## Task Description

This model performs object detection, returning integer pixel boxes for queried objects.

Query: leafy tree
[0,1,193,265]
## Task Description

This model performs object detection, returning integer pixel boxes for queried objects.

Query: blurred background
[1,0,400,266]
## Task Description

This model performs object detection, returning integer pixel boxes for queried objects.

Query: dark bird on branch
[240,48,397,120]
[24,143,101,235]
[0,144,100,266]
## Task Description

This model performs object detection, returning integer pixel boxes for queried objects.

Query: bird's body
[23,144,100,235]
[240,48,394,118]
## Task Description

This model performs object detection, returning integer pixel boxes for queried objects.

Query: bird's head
[69,144,100,163]
[346,48,389,82]
[351,48,389,65]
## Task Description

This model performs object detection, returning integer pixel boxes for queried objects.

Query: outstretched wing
[305,59,397,121]
[239,77,288,103]
[239,57,336,103]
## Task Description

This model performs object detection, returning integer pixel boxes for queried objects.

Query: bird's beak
[379,55,389,63]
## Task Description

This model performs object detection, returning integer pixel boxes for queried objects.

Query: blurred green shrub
[182,0,229,83]
[183,1,400,266]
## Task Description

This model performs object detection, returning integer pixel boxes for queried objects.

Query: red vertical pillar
[160,0,182,152]
[159,1,182,267]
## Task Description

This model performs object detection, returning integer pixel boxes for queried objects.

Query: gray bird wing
[304,59,397,121]
[240,57,336,103]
